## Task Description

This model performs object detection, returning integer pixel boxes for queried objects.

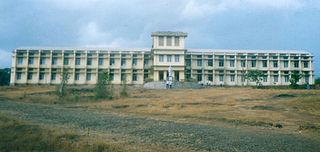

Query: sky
[0,0,319,77]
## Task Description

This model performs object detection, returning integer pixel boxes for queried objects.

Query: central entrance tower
[151,31,188,81]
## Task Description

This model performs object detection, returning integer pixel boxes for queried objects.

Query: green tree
[245,70,264,88]
[120,75,128,97]
[315,78,320,85]
[0,68,10,86]
[57,68,70,99]
[290,71,302,89]
[94,71,112,100]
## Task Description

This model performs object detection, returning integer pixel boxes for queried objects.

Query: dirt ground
[0,85,320,151]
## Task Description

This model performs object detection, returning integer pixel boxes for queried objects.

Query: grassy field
[0,115,124,152]
[1,85,320,150]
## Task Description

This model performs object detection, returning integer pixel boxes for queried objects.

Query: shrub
[144,78,153,83]
[94,71,113,100]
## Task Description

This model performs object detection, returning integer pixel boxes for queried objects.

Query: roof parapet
[151,31,188,37]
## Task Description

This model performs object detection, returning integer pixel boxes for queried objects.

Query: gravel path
[0,101,319,151]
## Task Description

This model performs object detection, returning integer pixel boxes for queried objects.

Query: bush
[0,68,10,86]
[185,78,197,82]
[144,78,153,83]
[94,71,113,100]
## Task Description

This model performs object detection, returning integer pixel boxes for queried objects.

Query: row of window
[18,72,147,82]
[194,75,309,83]
[158,55,180,63]
[158,36,180,46]
[186,59,309,68]
[18,57,150,66]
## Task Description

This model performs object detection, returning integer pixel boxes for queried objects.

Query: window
[283,56,289,59]
[174,36,179,46]
[133,74,137,81]
[167,55,172,62]
[121,74,126,81]
[197,59,202,66]
[273,61,278,68]
[284,61,288,68]
[219,75,224,82]
[110,73,114,81]
[186,59,191,66]
[122,54,126,57]
[133,54,137,58]
[121,58,126,66]
[208,55,213,58]
[74,73,79,80]
[208,75,213,81]
[229,60,235,67]
[207,60,213,67]
[52,53,58,56]
[251,60,256,67]
[241,76,246,82]
[294,61,299,68]
[64,58,69,65]
[40,58,46,65]
[262,56,267,59]
[17,72,22,80]
[241,60,246,67]
[159,36,164,46]
[263,76,268,82]
[175,55,179,62]
[197,55,202,58]
[159,55,164,62]
[27,73,32,80]
[144,74,149,79]
[110,54,115,57]
[263,60,268,67]
[64,53,69,56]
[39,73,44,80]
[51,73,56,80]
[99,54,104,57]
[273,56,278,59]
[76,53,81,57]
[86,73,91,80]
[87,58,92,65]
[17,57,23,64]
[230,75,235,82]
[28,57,34,65]
[144,59,148,66]
[304,61,309,68]
[52,58,57,65]
[76,58,81,65]
[87,53,92,57]
[305,76,310,83]
[285,76,289,83]
[219,60,224,67]
[98,58,103,65]
[229,56,235,59]
[167,36,172,46]
[133,59,137,66]
[274,75,278,83]
[110,58,115,66]
[197,74,202,81]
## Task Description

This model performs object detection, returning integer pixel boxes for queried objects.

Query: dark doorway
[174,71,179,81]
[159,71,164,81]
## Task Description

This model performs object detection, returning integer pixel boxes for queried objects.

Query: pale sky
[0,0,319,77]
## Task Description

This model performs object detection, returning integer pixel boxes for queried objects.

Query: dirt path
[0,101,319,152]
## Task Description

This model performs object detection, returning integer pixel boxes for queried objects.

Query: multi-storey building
[10,31,314,86]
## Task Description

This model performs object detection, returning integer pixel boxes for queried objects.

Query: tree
[0,68,10,86]
[315,78,320,85]
[290,71,302,89]
[94,71,112,100]
[120,75,128,97]
[245,70,264,88]
[57,68,70,99]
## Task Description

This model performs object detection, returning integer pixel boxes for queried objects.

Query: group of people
[166,80,173,89]
[200,80,212,86]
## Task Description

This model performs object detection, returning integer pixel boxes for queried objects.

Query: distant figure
[220,83,223,87]
[169,80,173,88]
[206,80,211,86]
[306,84,310,89]
[201,80,204,86]
[166,80,169,89]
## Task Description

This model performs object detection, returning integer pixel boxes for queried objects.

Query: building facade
[10,31,314,86]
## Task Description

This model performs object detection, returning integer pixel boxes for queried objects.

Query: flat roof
[151,31,188,37]
[16,47,311,55]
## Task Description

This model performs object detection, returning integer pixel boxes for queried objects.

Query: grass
[1,85,320,138]
[0,116,124,152]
